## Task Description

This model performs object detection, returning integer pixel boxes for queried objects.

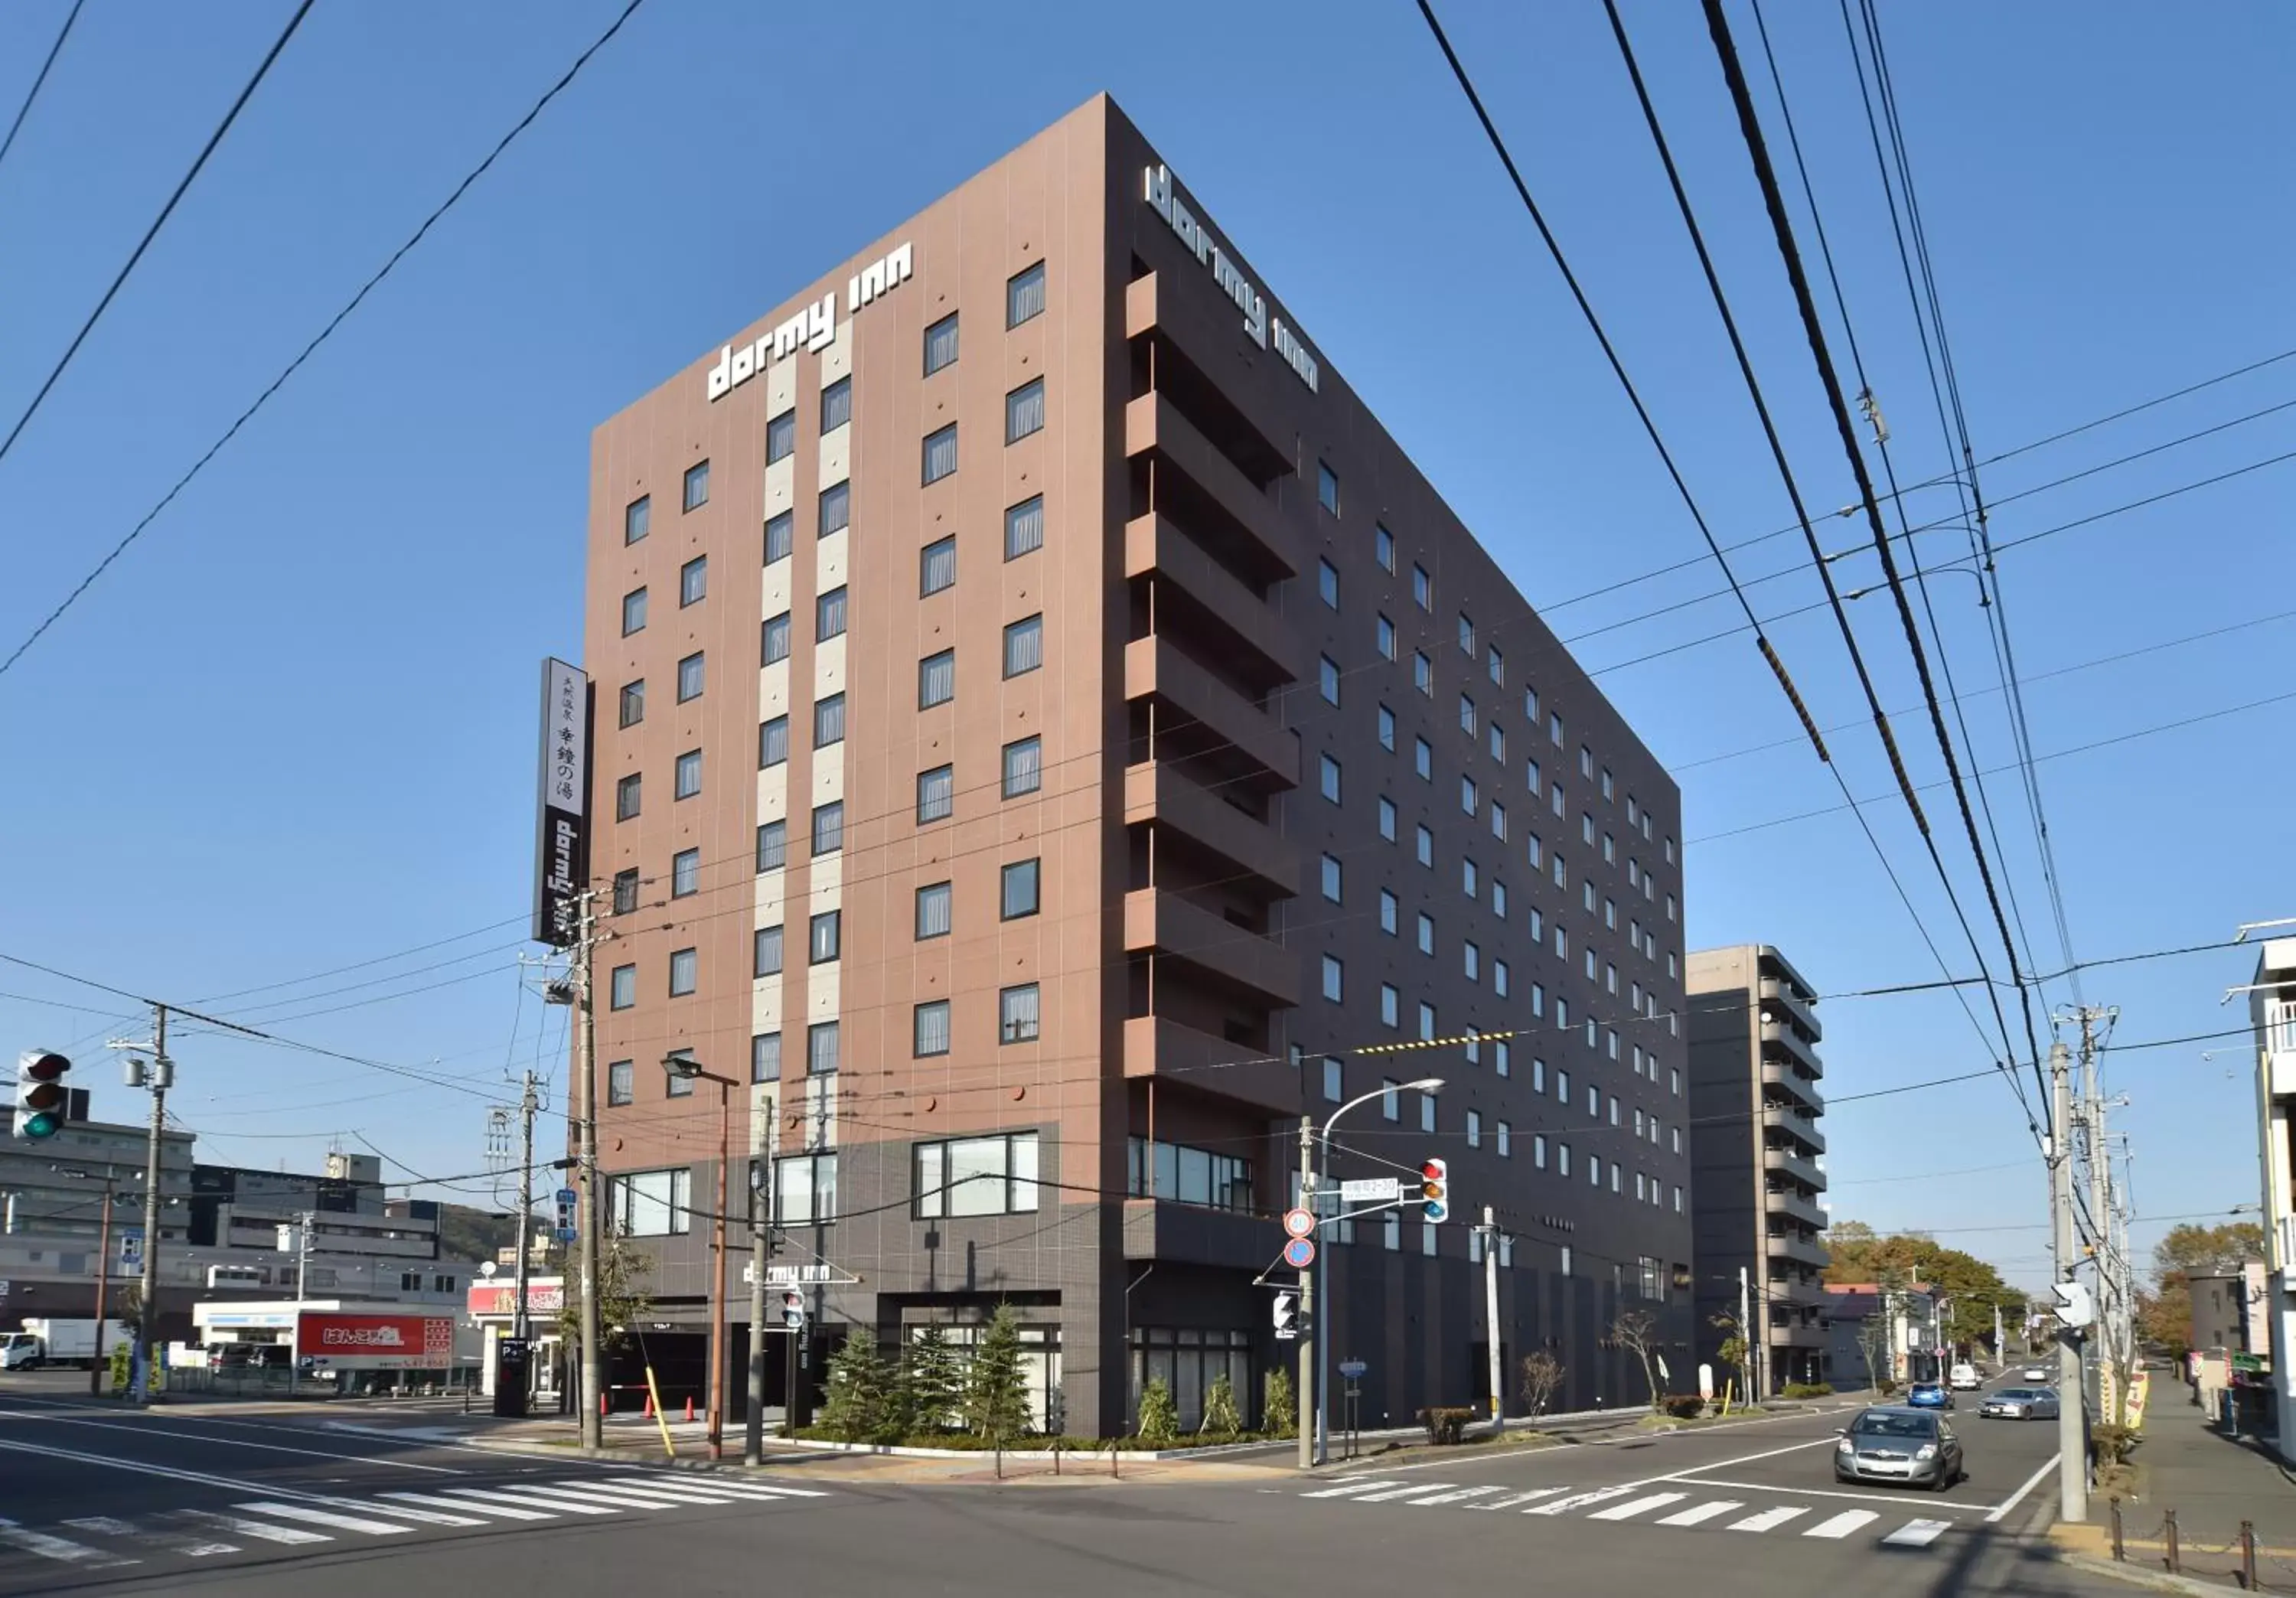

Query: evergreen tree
[1262,1368,1296,1439]
[820,1331,892,1443]
[960,1304,1031,1443]
[1199,1371,1242,1437]
[896,1322,964,1435]
[1137,1376,1179,1447]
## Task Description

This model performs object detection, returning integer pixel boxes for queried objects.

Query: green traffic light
[19,1110,60,1139]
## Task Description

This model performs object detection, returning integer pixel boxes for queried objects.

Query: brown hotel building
[581,95,1692,1437]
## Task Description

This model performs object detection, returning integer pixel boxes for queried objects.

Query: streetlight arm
[1319,1077,1443,1143]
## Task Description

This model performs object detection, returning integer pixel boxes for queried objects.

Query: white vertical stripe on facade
[820,319,852,385]
[764,455,794,526]
[765,360,797,426]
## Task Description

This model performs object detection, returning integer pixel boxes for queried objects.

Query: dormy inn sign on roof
[706,240,915,401]
[1143,164,1318,393]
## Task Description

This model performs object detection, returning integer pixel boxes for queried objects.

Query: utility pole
[135,1006,167,1406]
[1480,1206,1502,1429]
[1295,1117,1315,1472]
[2050,1040,2088,1521]
[512,1072,538,1345]
[744,1160,769,1465]
[573,892,603,1453]
[1739,1266,1753,1399]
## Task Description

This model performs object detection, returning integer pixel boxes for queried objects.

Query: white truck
[0,1319,132,1370]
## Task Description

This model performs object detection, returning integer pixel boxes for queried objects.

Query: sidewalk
[2055,1404,2296,1593]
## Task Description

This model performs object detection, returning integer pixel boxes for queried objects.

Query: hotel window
[1580,744,1593,779]
[609,964,635,1010]
[919,649,955,708]
[1375,523,1395,572]
[1495,1038,1511,1076]
[1418,1003,1436,1041]
[1416,912,1434,955]
[609,1169,690,1238]
[1317,461,1340,515]
[1376,615,1395,660]
[810,801,843,856]
[924,312,960,374]
[923,758,960,822]
[1460,775,1478,816]
[1413,651,1432,696]
[1384,1209,1401,1251]
[915,881,951,940]
[1491,800,1508,841]
[922,422,958,484]
[1007,260,1046,326]
[1463,941,1480,983]
[1006,379,1045,443]
[677,651,704,703]
[669,947,697,996]
[606,1059,633,1106]
[775,1153,837,1224]
[674,749,702,800]
[1495,959,1510,997]
[758,715,788,768]
[913,1001,951,1058]
[1525,686,1540,723]
[671,848,699,899]
[820,481,850,537]
[621,586,647,636]
[753,925,782,978]
[1466,1110,1482,1149]
[1463,856,1479,898]
[1321,955,1343,1003]
[1459,694,1476,737]
[1378,889,1398,935]
[1602,768,1614,801]
[1000,858,1040,919]
[817,585,847,641]
[683,459,709,511]
[767,409,796,465]
[677,555,706,608]
[624,495,649,545]
[1488,644,1504,685]
[1319,655,1340,706]
[1381,984,1400,1027]
[762,611,791,665]
[1419,1093,1437,1133]
[807,1021,840,1076]
[612,868,639,914]
[1319,754,1341,804]
[1414,736,1432,781]
[1378,704,1396,752]
[618,680,644,728]
[1319,558,1339,608]
[1004,615,1044,677]
[755,819,786,872]
[813,693,845,748]
[820,376,852,432]
[1457,614,1474,656]
[1494,879,1508,916]
[765,510,794,565]
[921,535,956,595]
[1319,853,1342,903]
[1003,736,1042,798]
[616,772,641,820]
[1000,983,1040,1043]
[1323,1058,1343,1101]
[1412,563,1430,609]
[917,1133,1039,1218]
[1416,824,1433,867]
[1378,796,1397,841]
[1006,494,1044,559]
[808,909,840,965]
[1489,722,1505,763]
[1550,710,1564,746]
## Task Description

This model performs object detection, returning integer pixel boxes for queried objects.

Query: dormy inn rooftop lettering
[1143,164,1318,393]
[706,241,915,402]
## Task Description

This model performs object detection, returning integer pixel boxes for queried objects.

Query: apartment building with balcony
[2249,938,2296,1458]
[580,95,1692,1437]
[1687,944,1830,1391]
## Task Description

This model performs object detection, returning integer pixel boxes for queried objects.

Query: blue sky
[0,0,2286,1287]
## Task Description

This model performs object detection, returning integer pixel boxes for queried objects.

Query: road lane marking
[508,1481,722,1510]
[1727,1505,1810,1532]
[553,1479,748,1505]
[1654,1500,1742,1527]
[169,1510,330,1546]
[665,1478,830,1499]
[1525,1487,1638,1515]
[1587,1492,1688,1521]
[440,1485,621,1515]
[1883,1519,1952,1547]
[1985,1453,2061,1522]
[321,1495,486,1526]
[61,1516,236,1557]
[0,1518,135,1567]
[1283,1404,1861,1477]
[1300,1479,1407,1498]
[1403,1485,1510,1507]
[380,1490,554,1521]
[1355,1482,1469,1502]
[0,1412,465,1472]
[1662,1477,1989,1510]
[1804,1510,1880,1539]
[232,1502,414,1536]
[615,1477,822,1500]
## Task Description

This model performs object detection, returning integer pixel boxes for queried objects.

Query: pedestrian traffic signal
[1272,1290,1300,1340]
[780,1290,806,1332]
[14,1050,72,1140]
[1419,1157,1450,1223]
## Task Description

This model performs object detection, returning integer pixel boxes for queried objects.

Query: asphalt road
[0,1373,2122,1598]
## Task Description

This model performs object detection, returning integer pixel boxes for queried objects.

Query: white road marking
[1525,1486,1639,1515]
[510,1481,720,1510]
[1985,1453,2061,1523]
[552,1479,748,1505]
[1588,1492,1688,1521]
[1281,1404,1861,1478]
[1466,1487,1573,1511]
[0,1518,135,1567]
[169,1510,331,1547]
[380,1490,555,1522]
[440,1485,621,1515]
[61,1516,236,1557]
[1664,1477,1988,1510]
[0,1412,463,1472]
[232,1502,414,1536]
[670,1477,830,1499]
[1727,1505,1810,1532]
[320,1495,486,1526]
[1403,1485,1509,1507]
[1883,1518,1952,1547]
[1654,1499,1743,1527]
[1300,1479,1407,1498]
[1354,1482,1468,1503]
[1804,1510,1881,1539]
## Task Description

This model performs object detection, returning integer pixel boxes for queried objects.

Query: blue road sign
[1282,1236,1316,1270]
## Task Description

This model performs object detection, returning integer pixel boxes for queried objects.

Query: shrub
[1264,1368,1297,1439]
[820,1332,895,1444]
[960,1305,1031,1443]
[2092,1422,2140,1466]
[1661,1394,1707,1419]
[1137,1378,1179,1448]
[1199,1372,1243,1439]
[1417,1406,1475,1445]
[1782,1381,1834,1399]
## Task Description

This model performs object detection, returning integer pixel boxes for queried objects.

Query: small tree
[1263,1368,1296,1439]
[1199,1371,1242,1437]
[960,1304,1031,1443]
[1519,1350,1564,1417]
[895,1322,964,1434]
[820,1331,892,1443]
[554,1234,655,1355]
[1711,1309,1751,1402]
[1137,1376,1179,1447]
[1608,1310,1665,1413]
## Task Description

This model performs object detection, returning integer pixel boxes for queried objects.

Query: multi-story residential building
[1687,945,1829,1392]
[579,94,1692,1437]
[2248,938,2296,1458]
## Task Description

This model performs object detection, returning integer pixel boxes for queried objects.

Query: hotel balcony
[1122,1015,1301,1118]
[1123,889,1299,1009]
[1124,761,1298,898]
[1125,635,1299,790]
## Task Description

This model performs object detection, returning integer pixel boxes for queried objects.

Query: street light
[660,1051,737,1463]
[1301,1077,1443,1467]
[54,1164,132,1397]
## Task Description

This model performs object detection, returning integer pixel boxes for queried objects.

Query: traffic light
[1272,1290,1300,1340]
[780,1290,807,1332]
[1419,1157,1450,1224]
[14,1050,72,1140]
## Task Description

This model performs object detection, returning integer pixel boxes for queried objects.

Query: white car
[2020,1364,2051,1383]
[1948,1363,1981,1391]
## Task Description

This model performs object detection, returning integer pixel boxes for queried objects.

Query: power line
[0,0,650,683]
[0,0,316,469]
[0,0,84,180]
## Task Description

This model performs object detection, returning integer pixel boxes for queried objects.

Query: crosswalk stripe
[671,1478,830,1499]
[321,1496,487,1527]
[1882,1518,1952,1547]
[571,1476,785,1501]
[1355,1482,1469,1503]
[0,1518,135,1567]
[555,1480,749,1505]
[62,1516,236,1557]
[1804,1510,1881,1540]
[1300,1479,1407,1499]
[1467,1488,1573,1512]
[1727,1505,1810,1533]
[1403,1485,1508,1507]
[1526,1487,1636,1516]
[169,1510,331,1547]
[381,1491,555,1522]
[233,1502,414,1536]
[514,1482,722,1510]
[440,1485,621,1515]
[1654,1500,1743,1528]
[1587,1492,1688,1521]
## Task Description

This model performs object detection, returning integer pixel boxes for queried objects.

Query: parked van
[1949,1362,1981,1390]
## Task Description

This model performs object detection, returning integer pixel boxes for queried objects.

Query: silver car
[1835,1406,1964,1490]
[1979,1386,2060,1420]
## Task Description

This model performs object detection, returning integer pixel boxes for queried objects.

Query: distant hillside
[436,1203,522,1265]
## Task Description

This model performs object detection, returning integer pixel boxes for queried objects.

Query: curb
[2053,1551,2249,1598]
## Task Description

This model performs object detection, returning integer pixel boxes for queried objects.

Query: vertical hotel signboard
[533,658,591,947]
